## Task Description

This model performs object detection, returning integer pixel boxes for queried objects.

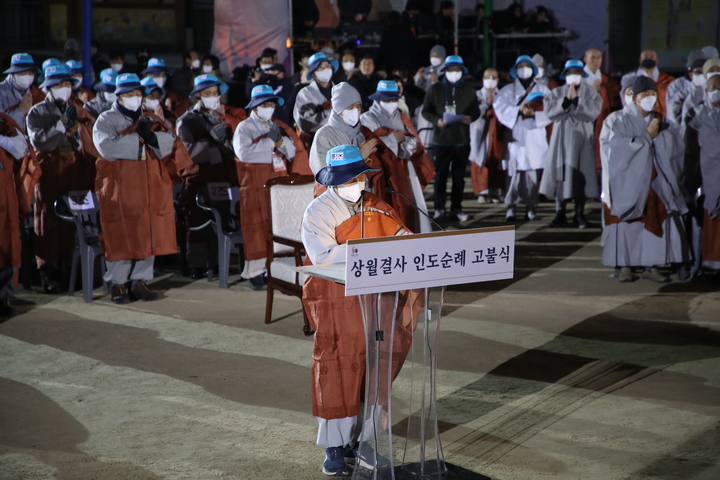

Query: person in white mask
[65,60,96,106]
[139,76,174,129]
[293,52,337,150]
[175,74,243,280]
[300,143,412,477]
[141,58,190,121]
[531,53,558,90]
[414,45,447,148]
[0,53,42,132]
[361,80,436,233]
[469,68,506,205]
[667,50,709,125]
[686,73,720,274]
[599,76,689,283]
[84,68,119,119]
[108,51,127,74]
[27,64,99,294]
[620,49,674,116]
[337,53,357,82]
[93,73,190,304]
[541,59,603,229]
[680,58,720,130]
[233,84,305,290]
[494,56,551,221]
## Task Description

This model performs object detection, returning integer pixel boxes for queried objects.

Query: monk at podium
[301,144,415,476]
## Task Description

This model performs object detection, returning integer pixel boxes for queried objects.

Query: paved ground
[1,194,719,480]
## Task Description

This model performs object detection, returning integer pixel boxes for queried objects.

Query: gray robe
[93,104,175,161]
[540,83,602,200]
[84,93,114,119]
[599,102,689,267]
[688,102,720,219]
[27,98,77,154]
[666,76,692,125]
[360,102,418,159]
[233,110,296,165]
[309,111,364,174]
[0,76,29,132]
[177,104,224,165]
[293,80,332,135]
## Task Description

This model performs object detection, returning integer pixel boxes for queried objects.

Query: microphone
[385,187,446,232]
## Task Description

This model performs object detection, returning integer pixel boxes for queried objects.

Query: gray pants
[0,267,16,299]
[104,256,155,284]
[504,170,538,207]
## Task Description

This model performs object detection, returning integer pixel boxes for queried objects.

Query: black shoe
[249,274,267,291]
[189,268,205,279]
[549,211,568,227]
[39,267,61,294]
[129,280,159,301]
[110,283,131,304]
[0,298,17,318]
[573,213,589,229]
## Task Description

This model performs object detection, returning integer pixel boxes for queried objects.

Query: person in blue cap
[176,73,247,279]
[421,55,480,222]
[293,52,337,149]
[540,59,603,228]
[141,58,190,120]
[93,73,193,304]
[27,63,99,293]
[301,144,414,476]
[0,53,44,133]
[84,68,118,118]
[66,60,96,106]
[361,79,436,233]
[140,76,174,128]
[494,55,552,221]
[232,84,309,290]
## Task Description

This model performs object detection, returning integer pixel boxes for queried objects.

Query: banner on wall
[642,0,719,69]
[212,0,290,79]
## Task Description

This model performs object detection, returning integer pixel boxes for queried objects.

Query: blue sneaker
[323,446,349,476]
[344,442,359,465]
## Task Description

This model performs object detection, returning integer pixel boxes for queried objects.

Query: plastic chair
[264,174,316,335]
[54,191,108,302]
[195,183,244,288]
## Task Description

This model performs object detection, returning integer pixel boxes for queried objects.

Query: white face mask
[565,74,582,86]
[145,98,160,110]
[517,66,534,80]
[121,95,142,112]
[623,94,634,107]
[202,65,213,73]
[104,92,117,103]
[638,95,657,112]
[483,78,497,90]
[153,76,166,88]
[314,68,333,84]
[708,72,720,79]
[341,108,360,126]
[343,61,355,72]
[336,181,364,203]
[430,57,442,67]
[256,106,275,121]
[692,74,706,88]
[535,67,545,79]
[191,59,200,69]
[260,63,273,71]
[445,71,462,83]
[111,62,123,72]
[50,86,72,102]
[380,101,399,114]
[201,95,220,111]
[13,74,34,90]
[709,90,720,104]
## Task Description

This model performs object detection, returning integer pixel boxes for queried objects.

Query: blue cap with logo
[65,60,84,75]
[93,68,119,93]
[141,76,166,96]
[245,84,284,110]
[559,59,588,80]
[510,55,539,79]
[4,53,39,74]
[441,55,468,74]
[189,74,229,97]
[369,80,402,102]
[316,144,380,187]
[142,58,170,75]
[114,73,143,95]
[39,64,79,89]
[306,52,336,81]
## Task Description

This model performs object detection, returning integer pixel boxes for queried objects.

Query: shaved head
[640,50,658,61]
[584,48,602,73]
[484,68,498,77]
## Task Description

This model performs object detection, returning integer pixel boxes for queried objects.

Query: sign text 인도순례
[344,227,515,296]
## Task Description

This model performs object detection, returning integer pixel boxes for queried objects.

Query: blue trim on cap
[441,55,468,74]
[142,58,169,75]
[190,74,228,97]
[306,52,335,81]
[559,59,588,80]
[3,53,39,74]
[316,160,380,187]
[39,64,79,89]
[527,92,544,102]
[510,55,539,79]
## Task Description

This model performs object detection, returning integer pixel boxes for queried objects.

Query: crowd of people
[1,35,720,475]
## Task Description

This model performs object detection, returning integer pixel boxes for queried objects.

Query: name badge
[68,190,95,210]
[207,182,231,201]
[272,153,287,173]
[140,144,146,161]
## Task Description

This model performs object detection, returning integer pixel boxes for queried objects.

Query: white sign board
[344,227,515,296]
[67,190,95,211]
[207,182,231,201]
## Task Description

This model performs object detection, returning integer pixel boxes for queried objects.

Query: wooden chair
[264,174,316,335]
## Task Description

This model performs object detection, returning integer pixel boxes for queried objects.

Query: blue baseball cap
[316,144,380,187]
[245,84,284,110]
[114,73,143,95]
[441,55,468,74]
[141,76,166,96]
[39,64,79,89]
[559,59,588,80]
[189,74,229,97]
[306,52,335,81]
[527,92,544,102]
[4,53,39,74]
[66,60,84,75]
[93,68,119,93]
[510,55,539,79]
[368,80,401,102]
[43,58,62,70]
[142,58,170,75]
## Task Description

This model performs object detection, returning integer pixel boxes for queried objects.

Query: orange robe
[594,73,621,173]
[470,103,504,196]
